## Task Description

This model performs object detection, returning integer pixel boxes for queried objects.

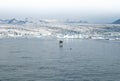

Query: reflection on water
[0,38,120,81]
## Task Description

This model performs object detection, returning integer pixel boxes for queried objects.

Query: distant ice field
[0,23,120,40]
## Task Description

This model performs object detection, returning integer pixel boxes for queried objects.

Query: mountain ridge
[112,19,120,24]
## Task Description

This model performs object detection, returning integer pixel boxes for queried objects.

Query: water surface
[0,38,120,81]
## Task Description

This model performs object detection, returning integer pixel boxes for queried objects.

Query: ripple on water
[0,65,17,72]
[39,66,57,70]
[9,50,23,54]
[20,56,32,59]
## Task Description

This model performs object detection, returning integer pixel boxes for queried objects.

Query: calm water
[0,38,120,81]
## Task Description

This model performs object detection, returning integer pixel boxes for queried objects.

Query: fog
[0,0,120,23]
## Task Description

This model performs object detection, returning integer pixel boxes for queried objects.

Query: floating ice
[0,23,120,40]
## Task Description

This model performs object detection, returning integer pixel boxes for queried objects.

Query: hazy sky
[0,0,120,23]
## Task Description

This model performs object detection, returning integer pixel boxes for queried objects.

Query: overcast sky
[0,0,120,23]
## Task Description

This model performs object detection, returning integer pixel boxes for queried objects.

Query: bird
[59,40,63,44]
[59,40,63,47]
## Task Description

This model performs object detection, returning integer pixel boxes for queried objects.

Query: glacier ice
[0,23,120,41]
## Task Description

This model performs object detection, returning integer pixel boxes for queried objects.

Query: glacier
[0,21,120,40]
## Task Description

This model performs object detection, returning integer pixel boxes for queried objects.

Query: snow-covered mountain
[0,18,88,25]
[112,19,120,24]
[0,18,120,40]
[0,18,32,25]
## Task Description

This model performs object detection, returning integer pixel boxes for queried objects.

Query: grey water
[0,38,120,81]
